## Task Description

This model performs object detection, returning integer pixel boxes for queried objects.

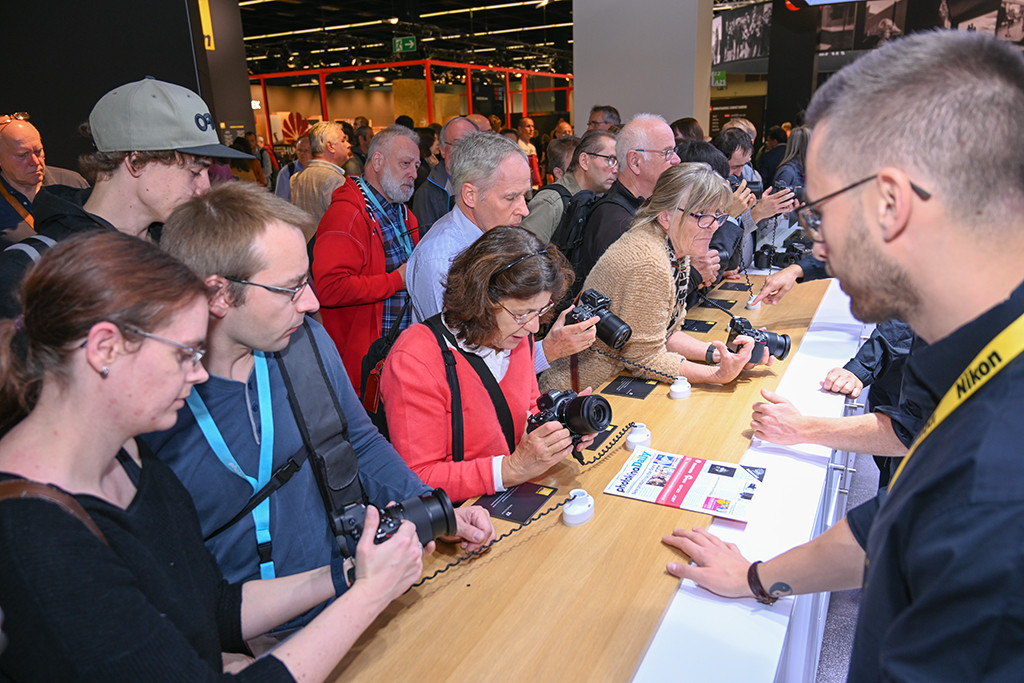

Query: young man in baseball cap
[0,77,251,318]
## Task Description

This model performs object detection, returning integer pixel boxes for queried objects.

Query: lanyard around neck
[186,351,277,578]
[356,175,413,257]
[888,310,1024,491]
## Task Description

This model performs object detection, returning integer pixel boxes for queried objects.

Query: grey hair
[806,30,1024,226]
[307,121,343,157]
[366,124,420,160]
[590,105,621,126]
[630,162,732,240]
[616,113,669,168]
[449,131,527,196]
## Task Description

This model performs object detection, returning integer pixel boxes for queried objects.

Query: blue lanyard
[356,176,413,257]
[186,352,277,579]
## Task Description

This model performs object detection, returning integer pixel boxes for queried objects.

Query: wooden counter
[329,276,834,682]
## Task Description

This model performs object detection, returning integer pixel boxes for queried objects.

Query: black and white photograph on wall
[818,3,858,50]
[719,3,771,63]
[943,0,1001,33]
[856,0,908,49]
[998,0,1024,42]
[711,15,723,66]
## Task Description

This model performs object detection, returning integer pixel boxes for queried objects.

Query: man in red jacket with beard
[313,125,421,391]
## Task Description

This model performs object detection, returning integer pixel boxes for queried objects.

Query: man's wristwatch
[705,343,717,364]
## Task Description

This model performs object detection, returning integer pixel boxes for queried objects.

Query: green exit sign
[393,36,416,53]
[711,70,727,88]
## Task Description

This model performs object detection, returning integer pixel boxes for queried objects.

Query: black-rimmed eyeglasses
[686,211,730,229]
[224,275,311,302]
[795,175,931,242]
[586,152,618,168]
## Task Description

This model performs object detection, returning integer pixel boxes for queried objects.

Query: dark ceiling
[239,0,576,76]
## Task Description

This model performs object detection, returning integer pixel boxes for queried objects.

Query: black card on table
[698,297,737,310]
[601,376,658,399]
[682,319,715,333]
[585,423,618,451]
[719,282,751,292]
[476,483,558,523]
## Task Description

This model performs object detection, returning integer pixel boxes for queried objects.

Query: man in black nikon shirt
[664,31,1024,681]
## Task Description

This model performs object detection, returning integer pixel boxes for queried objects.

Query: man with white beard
[312,125,422,391]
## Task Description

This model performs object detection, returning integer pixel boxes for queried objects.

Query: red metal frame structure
[249,58,573,137]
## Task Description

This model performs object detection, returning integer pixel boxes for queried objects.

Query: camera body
[726,316,791,364]
[772,180,805,203]
[338,489,457,547]
[527,390,613,464]
[566,289,632,349]
[753,242,810,270]
[728,174,764,198]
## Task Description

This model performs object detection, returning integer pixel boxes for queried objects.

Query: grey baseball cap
[88,77,253,159]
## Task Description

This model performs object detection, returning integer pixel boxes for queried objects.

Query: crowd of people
[1,29,1023,682]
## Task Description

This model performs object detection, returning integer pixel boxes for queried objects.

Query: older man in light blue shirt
[407,132,596,372]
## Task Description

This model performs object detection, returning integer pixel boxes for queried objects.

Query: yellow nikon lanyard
[888,310,1024,490]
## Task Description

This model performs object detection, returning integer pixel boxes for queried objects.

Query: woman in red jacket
[380,226,595,502]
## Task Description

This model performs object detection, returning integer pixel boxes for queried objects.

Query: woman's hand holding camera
[503,420,575,486]
[709,337,756,382]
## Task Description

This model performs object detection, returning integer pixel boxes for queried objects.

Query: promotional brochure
[603,446,765,522]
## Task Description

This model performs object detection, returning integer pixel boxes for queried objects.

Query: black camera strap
[424,314,518,455]
[275,318,366,558]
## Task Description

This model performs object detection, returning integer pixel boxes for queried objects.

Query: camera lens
[595,310,632,349]
[562,394,612,435]
[764,331,791,361]
[385,489,457,546]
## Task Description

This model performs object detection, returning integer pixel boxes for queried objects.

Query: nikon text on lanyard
[888,310,1024,490]
[187,352,278,579]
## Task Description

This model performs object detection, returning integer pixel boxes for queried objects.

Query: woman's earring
[100,367,109,379]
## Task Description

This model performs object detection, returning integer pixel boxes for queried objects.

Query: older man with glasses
[577,113,680,282]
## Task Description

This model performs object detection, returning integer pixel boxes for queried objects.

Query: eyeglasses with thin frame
[499,299,555,326]
[0,112,29,129]
[586,119,606,129]
[77,327,203,368]
[586,152,618,168]
[633,147,679,162]
[123,327,206,367]
[685,210,730,229]
[796,174,931,242]
[224,274,311,302]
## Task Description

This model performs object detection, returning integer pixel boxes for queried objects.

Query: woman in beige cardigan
[541,162,766,392]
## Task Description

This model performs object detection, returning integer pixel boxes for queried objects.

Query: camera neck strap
[424,314,518,456]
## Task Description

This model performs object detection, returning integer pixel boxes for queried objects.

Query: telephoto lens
[384,489,458,546]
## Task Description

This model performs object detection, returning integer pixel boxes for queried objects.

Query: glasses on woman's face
[499,299,555,326]
[124,327,205,367]
[685,210,730,229]
[223,274,311,302]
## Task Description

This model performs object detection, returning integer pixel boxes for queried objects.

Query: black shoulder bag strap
[424,314,517,456]
[422,315,465,462]
[275,319,366,556]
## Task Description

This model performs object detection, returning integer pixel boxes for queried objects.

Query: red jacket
[313,180,419,392]
[380,323,539,502]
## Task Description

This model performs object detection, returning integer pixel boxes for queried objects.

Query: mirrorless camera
[566,289,631,349]
[338,489,457,546]
[728,175,764,198]
[772,180,805,203]
[726,316,791,364]
[527,390,613,464]
[753,242,810,270]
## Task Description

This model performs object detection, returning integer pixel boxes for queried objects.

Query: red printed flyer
[602,446,765,522]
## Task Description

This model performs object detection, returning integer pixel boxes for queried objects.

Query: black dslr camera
[526,390,613,464]
[338,489,457,546]
[772,180,805,203]
[728,175,764,198]
[726,316,791,364]
[566,289,632,349]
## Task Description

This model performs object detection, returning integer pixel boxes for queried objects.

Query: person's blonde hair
[630,162,732,236]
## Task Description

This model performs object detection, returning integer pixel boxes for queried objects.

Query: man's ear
[371,151,385,173]
[461,182,477,209]
[206,274,233,319]
[875,168,914,243]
